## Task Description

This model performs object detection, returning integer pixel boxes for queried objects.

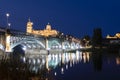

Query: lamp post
[6,13,10,29]
[8,23,11,29]
[5,13,11,53]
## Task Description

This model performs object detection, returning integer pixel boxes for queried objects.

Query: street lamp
[8,23,11,29]
[6,13,10,29]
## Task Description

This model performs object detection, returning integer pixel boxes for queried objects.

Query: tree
[81,35,91,47]
[83,35,90,41]
[92,28,102,47]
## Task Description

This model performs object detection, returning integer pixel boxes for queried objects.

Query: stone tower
[26,18,33,34]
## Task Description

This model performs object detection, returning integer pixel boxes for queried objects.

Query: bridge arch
[76,43,80,49]
[71,42,76,49]
[10,36,46,52]
[63,41,71,49]
[48,38,61,49]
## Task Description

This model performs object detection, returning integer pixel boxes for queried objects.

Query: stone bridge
[0,28,81,56]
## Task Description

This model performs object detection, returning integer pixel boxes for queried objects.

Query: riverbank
[67,46,120,54]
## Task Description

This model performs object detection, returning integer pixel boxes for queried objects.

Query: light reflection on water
[0,50,120,80]
[26,51,91,74]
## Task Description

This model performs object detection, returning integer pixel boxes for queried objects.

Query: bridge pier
[5,32,12,52]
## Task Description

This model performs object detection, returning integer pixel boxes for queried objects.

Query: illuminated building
[106,33,120,39]
[26,19,58,37]
[116,57,120,65]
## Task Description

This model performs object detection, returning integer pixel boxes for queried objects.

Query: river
[0,50,120,80]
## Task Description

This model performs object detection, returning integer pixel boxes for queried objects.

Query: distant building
[106,33,120,39]
[103,33,120,46]
[26,19,58,37]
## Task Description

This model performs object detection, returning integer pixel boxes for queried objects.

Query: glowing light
[61,67,64,74]
[76,50,79,61]
[37,59,40,64]
[22,46,26,51]
[6,13,10,17]
[116,57,120,65]
[6,35,10,43]
[86,52,90,62]
[0,44,4,50]
[83,53,86,63]
[33,59,36,64]
[79,52,82,61]
[54,72,57,76]
[66,64,68,69]
[23,57,26,63]
[62,46,65,50]
[8,23,11,27]
[59,45,62,48]
[42,59,45,64]
[48,54,51,61]
[6,35,11,52]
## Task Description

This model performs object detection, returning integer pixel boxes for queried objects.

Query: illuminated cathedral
[106,33,120,39]
[26,19,58,37]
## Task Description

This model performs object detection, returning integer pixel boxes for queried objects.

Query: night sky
[0,0,120,38]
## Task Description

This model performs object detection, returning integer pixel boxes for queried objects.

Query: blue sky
[0,0,120,38]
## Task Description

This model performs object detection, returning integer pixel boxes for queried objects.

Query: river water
[0,50,120,80]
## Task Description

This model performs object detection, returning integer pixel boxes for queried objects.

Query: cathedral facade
[26,19,58,37]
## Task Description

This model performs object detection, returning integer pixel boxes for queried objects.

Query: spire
[48,22,50,25]
[28,17,31,22]
[46,22,51,30]
[27,17,33,25]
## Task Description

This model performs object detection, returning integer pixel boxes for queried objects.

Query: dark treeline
[92,28,102,48]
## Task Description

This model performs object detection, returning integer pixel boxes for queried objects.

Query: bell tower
[26,18,33,34]
[46,23,51,30]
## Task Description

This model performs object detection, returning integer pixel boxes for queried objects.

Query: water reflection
[0,50,120,79]
[91,51,102,71]
[45,51,91,71]
[0,50,92,80]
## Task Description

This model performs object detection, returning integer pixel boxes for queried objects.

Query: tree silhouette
[92,28,102,47]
